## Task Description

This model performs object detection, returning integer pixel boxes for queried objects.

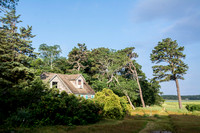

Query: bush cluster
[186,104,200,111]
[31,90,103,126]
[94,88,132,119]
[3,89,103,127]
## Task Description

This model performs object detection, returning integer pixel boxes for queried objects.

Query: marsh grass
[170,115,200,133]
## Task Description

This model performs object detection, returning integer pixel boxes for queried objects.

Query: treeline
[162,95,200,100]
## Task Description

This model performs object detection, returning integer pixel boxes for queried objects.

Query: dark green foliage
[91,79,108,92]
[0,77,47,125]
[0,10,38,124]
[136,79,164,106]
[150,38,188,82]
[186,104,200,111]
[68,43,89,72]
[29,90,102,126]
[2,88,103,127]
[4,108,32,127]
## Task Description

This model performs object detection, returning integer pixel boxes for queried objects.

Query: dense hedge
[4,89,103,127]
[185,104,200,111]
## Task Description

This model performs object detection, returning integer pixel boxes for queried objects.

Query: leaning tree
[150,38,188,109]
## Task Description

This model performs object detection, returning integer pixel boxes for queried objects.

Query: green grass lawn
[2,100,200,133]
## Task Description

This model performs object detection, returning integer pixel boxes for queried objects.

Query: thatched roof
[41,72,95,95]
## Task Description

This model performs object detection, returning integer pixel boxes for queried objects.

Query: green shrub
[94,88,132,119]
[30,89,103,126]
[154,114,159,118]
[5,108,32,127]
[3,88,103,127]
[186,104,200,111]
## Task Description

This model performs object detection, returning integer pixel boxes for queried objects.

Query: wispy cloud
[132,0,200,43]
[162,13,200,44]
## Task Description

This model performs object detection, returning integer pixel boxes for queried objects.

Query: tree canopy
[39,43,61,70]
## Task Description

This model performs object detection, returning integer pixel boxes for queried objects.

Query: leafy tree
[53,57,70,73]
[89,48,128,85]
[39,43,61,70]
[150,38,188,109]
[68,43,89,72]
[114,78,138,110]
[119,47,146,108]
[88,47,147,108]
[137,79,164,106]
[89,47,111,80]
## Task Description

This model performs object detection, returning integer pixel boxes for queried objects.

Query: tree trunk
[77,61,80,72]
[111,74,135,110]
[175,78,182,109]
[130,63,145,108]
[135,70,145,108]
[107,74,113,84]
[125,93,135,110]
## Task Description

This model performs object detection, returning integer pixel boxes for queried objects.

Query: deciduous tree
[39,44,61,70]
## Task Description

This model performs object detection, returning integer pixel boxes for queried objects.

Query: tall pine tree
[150,38,188,109]
[0,9,36,118]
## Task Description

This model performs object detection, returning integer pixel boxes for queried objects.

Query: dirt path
[139,112,175,133]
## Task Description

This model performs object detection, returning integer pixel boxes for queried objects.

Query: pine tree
[150,38,188,109]
[0,9,35,86]
[0,0,18,12]
[0,10,36,117]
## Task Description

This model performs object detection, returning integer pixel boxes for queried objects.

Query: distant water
[165,100,200,102]
[165,100,178,102]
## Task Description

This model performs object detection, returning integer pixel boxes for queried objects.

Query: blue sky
[13,0,200,95]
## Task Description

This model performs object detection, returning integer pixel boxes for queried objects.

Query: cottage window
[52,82,58,88]
[78,80,81,85]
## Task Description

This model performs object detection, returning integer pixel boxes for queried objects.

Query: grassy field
[2,100,200,133]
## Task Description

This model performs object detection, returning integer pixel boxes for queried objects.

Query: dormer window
[52,81,58,88]
[77,79,83,88]
[78,80,81,85]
